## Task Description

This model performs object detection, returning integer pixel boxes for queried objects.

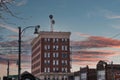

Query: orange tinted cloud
[71,36,120,48]
[71,35,120,68]
[0,24,18,33]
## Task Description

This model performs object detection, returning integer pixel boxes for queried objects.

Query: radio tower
[49,15,55,32]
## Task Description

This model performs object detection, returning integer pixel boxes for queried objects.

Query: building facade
[80,66,97,80]
[31,31,71,80]
[97,60,120,80]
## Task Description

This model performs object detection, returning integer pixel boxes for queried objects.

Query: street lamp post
[18,25,40,80]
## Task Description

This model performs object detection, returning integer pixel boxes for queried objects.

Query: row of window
[44,45,68,51]
[44,52,68,58]
[44,38,68,43]
[32,69,40,75]
[44,77,67,80]
[44,76,68,80]
[32,54,40,63]
[32,61,40,69]
[44,67,68,72]
[44,60,68,66]
[32,40,40,51]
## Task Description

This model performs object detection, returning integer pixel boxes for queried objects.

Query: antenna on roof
[49,14,55,32]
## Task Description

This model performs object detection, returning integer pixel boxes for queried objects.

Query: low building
[80,66,97,80]
[74,71,80,80]
[97,60,120,80]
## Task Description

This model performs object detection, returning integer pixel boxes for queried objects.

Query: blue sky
[1,0,120,74]
[2,0,120,40]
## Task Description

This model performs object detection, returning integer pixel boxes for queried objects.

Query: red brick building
[31,31,71,80]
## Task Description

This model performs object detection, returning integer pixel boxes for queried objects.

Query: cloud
[71,49,120,68]
[71,36,120,48]
[71,34,120,68]
[75,32,91,38]
[16,0,28,6]
[106,15,120,19]
[0,54,31,65]
[0,24,18,33]
[87,8,120,20]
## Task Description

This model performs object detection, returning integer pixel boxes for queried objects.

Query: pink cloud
[0,24,18,33]
[71,36,120,48]
[71,35,120,68]
[75,32,91,37]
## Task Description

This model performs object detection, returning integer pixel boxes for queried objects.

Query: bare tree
[0,0,24,23]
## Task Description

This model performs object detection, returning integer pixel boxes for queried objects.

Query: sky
[1,0,120,77]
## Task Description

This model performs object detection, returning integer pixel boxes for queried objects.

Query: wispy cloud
[71,33,120,67]
[87,8,120,20]
[16,0,28,6]
[106,15,120,19]
[0,24,18,33]
[75,32,91,38]
[71,36,120,48]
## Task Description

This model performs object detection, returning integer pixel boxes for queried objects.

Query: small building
[80,66,97,80]
[74,71,80,80]
[21,71,40,80]
[97,60,120,80]
[68,73,74,80]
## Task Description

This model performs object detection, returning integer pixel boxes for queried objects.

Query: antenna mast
[49,15,55,32]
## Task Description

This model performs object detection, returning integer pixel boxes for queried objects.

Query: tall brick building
[31,31,71,80]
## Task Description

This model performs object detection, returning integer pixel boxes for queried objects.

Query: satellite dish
[52,20,55,24]
[49,15,53,19]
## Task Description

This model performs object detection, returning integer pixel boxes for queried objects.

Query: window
[44,67,50,72]
[44,38,50,42]
[62,38,65,42]
[62,68,65,72]
[44,60,47,64]
[44,45,50,50]
[53,38,59,43]
[53,60,59,65]
[65,60,67,65]
[62,60,68,65]
[65,68,67,72]
[53,67,59,72]
[53,67,55,72]
[53,53,59,58]
[44,68,47,72]
[44,60,50,65]
[53,60,55,65]
[44,53,47,58]
[44,52,50,58]
[48,67,50,72]
[62,38,68,42]
[62,67,67,72]
[53,45,59,50]
[81,73,87,80]
[56,60,59,65]
[62,45,64,50]
[97,70,105,80]
[44,45,47,50]
[62,53,68,58]
[65,46,68,50]
[48,53,50,58]
[62,45,68,50]
[65,38,68,42]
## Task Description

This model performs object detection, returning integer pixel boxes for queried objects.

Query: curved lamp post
[18,25,40,80]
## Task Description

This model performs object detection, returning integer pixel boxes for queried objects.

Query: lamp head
[34,25,40,34]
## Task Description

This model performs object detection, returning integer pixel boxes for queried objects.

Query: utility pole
[7,59,9,80]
